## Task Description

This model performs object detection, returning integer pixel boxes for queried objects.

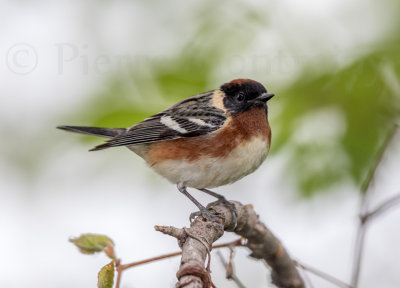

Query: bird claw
[189,211,201,222]
[189,208,224,229]
[213,198,238,230]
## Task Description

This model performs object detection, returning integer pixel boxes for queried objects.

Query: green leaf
[97,261,115,288]
[69,234,114,255]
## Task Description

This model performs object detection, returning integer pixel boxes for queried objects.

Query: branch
[156,201,305,288]
[351,125,398,287]
[360,193,400,223]
[294,260,354,288]
[115,239,243,288]
[216,250,246,288]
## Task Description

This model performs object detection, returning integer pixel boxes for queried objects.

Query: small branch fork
[113,200,356,288]
[156,201,305,288]
[114,239,244,288]
[216,249,246,288]
[351,125,400,287]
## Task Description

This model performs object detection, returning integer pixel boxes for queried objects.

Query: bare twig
[164,210,224,288]
[119,251,182,270]
[350,193,400,288]
[114,259,122,288]
[115,183,399,288]
[296,264,315,288]
[360,193,400,223]
[156,201,305,288]
[223,202,304,288]
[115,234,358,288]
[351,223,367,288]
[114,239,243,288]
[295,260,353,288]
[351,125,398,287]
[216,250,246,288]
[360,125,397,196]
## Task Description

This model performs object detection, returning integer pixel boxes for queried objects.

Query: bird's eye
[236,92,245,102]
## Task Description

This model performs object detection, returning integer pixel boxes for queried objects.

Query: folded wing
[91,91,226,151]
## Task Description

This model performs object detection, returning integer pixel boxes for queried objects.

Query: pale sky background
[0,0,399,287]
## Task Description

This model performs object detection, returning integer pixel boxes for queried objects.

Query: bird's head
[220,79,274,115]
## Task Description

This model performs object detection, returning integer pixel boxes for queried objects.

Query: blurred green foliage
[276,37,400,196]
[76,2,268,128]
[68,2,400,197]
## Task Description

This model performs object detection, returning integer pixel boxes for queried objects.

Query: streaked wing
[91,90,226,150]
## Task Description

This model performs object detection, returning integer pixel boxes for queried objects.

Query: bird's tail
[57,125,126,140]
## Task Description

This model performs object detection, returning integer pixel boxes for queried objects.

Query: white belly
[150,137,269,188]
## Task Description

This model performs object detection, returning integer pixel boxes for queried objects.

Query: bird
[58,79,274,225]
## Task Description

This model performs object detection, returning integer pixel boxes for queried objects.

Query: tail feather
[57,125,126,140]
[89,142,114,151]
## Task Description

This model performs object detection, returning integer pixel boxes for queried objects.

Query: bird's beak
[257,92,275,102]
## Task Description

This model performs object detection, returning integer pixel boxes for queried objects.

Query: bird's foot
[198,189,238,229]
[189,207,223,229]
[213,197,237,229]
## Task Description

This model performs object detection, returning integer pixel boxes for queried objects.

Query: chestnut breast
[146,107,270,165]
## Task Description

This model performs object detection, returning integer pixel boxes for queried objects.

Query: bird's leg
[198,188,237,228]
[177,184,222,225]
